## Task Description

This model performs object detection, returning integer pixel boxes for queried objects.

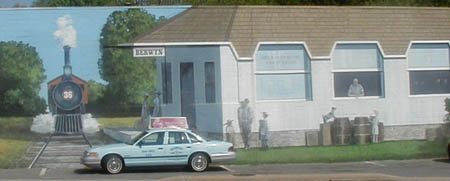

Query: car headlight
[86,152,99,157]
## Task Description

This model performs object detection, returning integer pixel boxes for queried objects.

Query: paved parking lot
[1,158,450,180]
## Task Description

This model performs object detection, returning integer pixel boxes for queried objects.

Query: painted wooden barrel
[378,122,384,142]
[320,122,333,146]
[333,117,352,145]
[353,117,371,144]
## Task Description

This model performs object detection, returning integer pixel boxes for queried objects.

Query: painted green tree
[86,80,106,104]
[0,41,46,116]
[33,0,130,6]
[99,9,163,111]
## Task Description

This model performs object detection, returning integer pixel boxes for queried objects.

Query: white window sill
[408,68,450,71]
[332,69,381,73]
[408,94,450,98]
[333,96,383,100]
[255,99,310,103]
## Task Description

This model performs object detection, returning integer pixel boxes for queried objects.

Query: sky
[0,0,33,7]
[0,6,189,100]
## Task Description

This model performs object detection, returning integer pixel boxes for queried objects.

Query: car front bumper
[210,152,236,162]
[80,156,102,169]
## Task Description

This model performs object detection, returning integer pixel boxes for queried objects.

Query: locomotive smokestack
[54,15,76,80]
[64,45,70,65]
[63,46,72,79]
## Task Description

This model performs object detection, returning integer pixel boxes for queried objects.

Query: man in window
[348,78,365,97]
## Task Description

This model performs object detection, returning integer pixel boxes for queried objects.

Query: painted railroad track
[27,134,92,169]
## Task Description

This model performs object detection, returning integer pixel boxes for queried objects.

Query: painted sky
[0,0,33,7]
[0,6,189,100]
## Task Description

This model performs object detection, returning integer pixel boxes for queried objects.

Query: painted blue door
[180,62,196,129]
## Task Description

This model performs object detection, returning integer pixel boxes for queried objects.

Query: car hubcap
[192,155,207,171]
[107,158,122,173]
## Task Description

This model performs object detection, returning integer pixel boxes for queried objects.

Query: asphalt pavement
[1,158,450,180]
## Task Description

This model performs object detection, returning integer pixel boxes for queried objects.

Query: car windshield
[126,131,148,145]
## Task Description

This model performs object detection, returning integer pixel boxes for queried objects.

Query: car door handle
[186,146,191,148]
[158,147,164,150]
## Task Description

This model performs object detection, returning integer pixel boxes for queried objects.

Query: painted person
[348,78,365,97]
[259,112,269,150]
[141,93,150,120]
[152,91,162,117]
[237,98,254,150]
[370,110,380,143]
[136,93,150,129]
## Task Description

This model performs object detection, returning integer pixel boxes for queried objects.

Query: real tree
[0,41,46,116]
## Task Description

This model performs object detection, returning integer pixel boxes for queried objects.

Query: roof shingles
[133,6,450,57]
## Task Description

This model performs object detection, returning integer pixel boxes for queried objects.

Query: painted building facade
[124,6,450,147]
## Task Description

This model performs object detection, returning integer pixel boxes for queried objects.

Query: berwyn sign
[133,47,165,57]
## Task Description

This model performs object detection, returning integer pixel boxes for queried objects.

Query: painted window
[204,62,216,103]
[408,43,450,95]
[161,63,172,103]
[332,44,384,98]
[255,44,312,100]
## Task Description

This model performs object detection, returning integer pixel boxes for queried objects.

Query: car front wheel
[103,155,123,174]
[190,153,209,172]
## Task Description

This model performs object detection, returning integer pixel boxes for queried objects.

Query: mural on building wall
[0,7,187,117]
[2,6,450,175]
[1,6,450,155]
[0,7,189,139]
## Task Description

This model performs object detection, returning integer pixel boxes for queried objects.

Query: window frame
[331,43,385,100]
[253,43,313,102]
[407,42,450,97]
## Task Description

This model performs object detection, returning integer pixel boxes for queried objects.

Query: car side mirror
[137,141,143,148]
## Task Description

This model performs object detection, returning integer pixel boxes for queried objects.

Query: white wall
[219,45,449,134]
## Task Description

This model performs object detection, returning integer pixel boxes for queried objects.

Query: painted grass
[0,117,37,169]
[97,117,139,128]
[1,117,448,168]
[229,140,448,165]
[0,139,30,168]
[0,116,138,168]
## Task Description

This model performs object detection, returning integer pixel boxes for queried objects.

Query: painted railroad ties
[25,134,91,169]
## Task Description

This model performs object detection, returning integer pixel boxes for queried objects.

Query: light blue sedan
[81,127,236,174]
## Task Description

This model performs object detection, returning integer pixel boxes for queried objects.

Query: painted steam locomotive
[47,46,88,134]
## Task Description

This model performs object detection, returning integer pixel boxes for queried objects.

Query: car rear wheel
[190,153,209,172]
[103,155,123,174]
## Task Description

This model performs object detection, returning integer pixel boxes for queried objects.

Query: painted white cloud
[54,15,77,48]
